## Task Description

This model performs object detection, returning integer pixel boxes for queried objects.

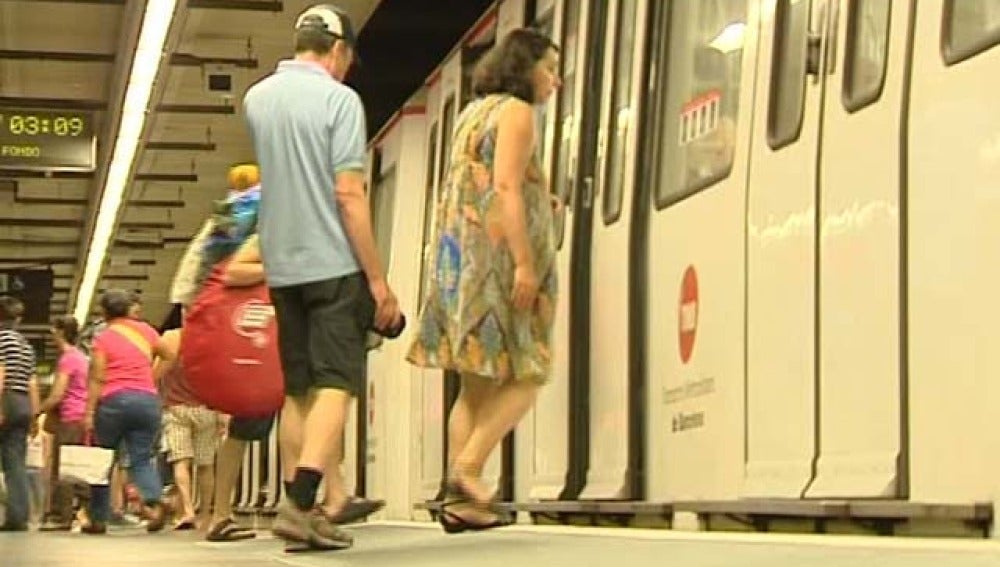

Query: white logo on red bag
[231,300,275,348]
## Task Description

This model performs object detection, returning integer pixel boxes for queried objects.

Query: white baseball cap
[295,4,359,50]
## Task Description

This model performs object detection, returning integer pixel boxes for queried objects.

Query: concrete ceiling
[0,0,495,360]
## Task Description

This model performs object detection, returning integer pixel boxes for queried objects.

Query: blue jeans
[0,391,31,527]
[88,391,163,523]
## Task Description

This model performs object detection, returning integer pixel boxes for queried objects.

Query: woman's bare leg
[451,379,539,505]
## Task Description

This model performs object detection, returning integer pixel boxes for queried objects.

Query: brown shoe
[272,501,311,543]
[143,503,166,533]
[81,522,107,535]
[324,498,385,525]
[272,501,353,550]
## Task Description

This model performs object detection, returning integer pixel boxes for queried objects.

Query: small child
[25,423,47,525]
[194,165,261,289]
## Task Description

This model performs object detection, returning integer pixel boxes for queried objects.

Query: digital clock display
[5,114,87,137]
[0,108,96,172]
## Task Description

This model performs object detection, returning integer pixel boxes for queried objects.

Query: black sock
[288,468,323,511]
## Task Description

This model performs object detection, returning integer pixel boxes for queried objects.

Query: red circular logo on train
[678,265,698,364]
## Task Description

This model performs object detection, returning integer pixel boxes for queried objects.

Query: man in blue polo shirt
[243,3,401,550]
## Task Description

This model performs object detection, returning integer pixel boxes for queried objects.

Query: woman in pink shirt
[36,315,90,530]
[81,290,175,534]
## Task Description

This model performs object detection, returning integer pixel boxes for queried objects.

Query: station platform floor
[5,520,1000,567]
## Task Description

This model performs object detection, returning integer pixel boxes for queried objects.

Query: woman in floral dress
[407,28,561,531]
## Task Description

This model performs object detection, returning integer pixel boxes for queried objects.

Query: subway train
[237,0,999,534]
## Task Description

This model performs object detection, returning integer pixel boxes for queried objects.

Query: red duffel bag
[180,260,284,418]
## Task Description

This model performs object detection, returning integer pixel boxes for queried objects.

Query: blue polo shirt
[243,59,366,288]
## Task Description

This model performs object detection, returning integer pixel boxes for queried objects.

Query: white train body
[238,0,1000,528]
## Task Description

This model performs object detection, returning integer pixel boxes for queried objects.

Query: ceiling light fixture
[73,0,179,322]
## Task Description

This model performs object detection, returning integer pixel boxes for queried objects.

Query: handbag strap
[108,322,152,361]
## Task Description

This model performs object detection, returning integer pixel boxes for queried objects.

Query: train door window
[943,0,1000,64]
[653,0,748,208]
[372,166,397,269]
[767,0,811,149]
[535,13,555,161]
[438,96,456,199]
[843,0,891,111]
[552,0,581,249]
[462,44,493,107]
[602,0,639,225]
[418,123,439,302]
[462,55,475,108]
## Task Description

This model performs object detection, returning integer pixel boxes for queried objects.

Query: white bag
[25,437,44,469]
[59,445,115,486]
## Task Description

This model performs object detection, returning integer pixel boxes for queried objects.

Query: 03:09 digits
[6,115,85,136]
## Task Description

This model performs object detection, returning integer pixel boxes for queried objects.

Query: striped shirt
[0,328,36,393]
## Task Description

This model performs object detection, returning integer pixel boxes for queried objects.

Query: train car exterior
[235,0,999,533]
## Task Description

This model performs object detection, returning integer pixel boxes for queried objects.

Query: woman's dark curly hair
[472,27,559,103]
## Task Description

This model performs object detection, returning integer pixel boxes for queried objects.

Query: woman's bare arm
[38,372,70,414]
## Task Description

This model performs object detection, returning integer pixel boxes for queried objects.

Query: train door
[578,0,650,500]
[744,0,911,498]
[417,71,446,504]
[514,0,583,501]
[641,0,758,501]
[806,0,911,498]
[364,141,400,504]
[742,0,831,497]
[436,55,462,497]
[366,109,429,518]
[515,0,568,502]
[908,0,1000,502]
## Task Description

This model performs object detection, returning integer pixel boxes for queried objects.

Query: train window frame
[371,163,398,269]
[766,0,811,151]
[842,0,892,112]
[650,0,748,210]
[602,0,639,226]
[417,122,440,303]
[942,0,1000,65]
[438,95,457,199]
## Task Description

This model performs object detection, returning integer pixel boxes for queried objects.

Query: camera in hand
[373,313,406,339]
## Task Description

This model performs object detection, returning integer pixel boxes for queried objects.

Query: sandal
[206,518,257,542]
[437,508,511,534]
[445,473,493,507]
[323,497,386,524]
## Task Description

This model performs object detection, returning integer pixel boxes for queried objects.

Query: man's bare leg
[286,390,350,509]
[273,389,355,549]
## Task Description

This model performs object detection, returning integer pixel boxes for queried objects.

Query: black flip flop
[438,509,511,534]
[445,477,501,513]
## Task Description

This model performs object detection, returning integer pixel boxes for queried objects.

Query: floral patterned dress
[406,94,557,384]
